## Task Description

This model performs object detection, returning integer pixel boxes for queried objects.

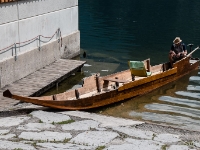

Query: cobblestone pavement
[0,104,200,150]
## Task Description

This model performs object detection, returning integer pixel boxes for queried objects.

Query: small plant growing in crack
[161,144,167,150]
[152,133,156,140]
[57,120,75,124]
[184,141,194,147]
[63,138,70,143]
[96,146,106,150]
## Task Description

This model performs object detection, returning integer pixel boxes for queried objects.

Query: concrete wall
[0,0,80,88]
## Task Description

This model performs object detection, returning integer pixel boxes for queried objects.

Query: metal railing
[0,28,62,60]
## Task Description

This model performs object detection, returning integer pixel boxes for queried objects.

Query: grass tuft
[57,120,75,124]
[96,146,106,150]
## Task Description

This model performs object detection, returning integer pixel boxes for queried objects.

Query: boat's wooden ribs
[143,58,151,72]
[75,89,80,99]
[52,95,57,100]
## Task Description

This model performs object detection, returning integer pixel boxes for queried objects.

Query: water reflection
[159,96,200,108]
[129,112,200,131]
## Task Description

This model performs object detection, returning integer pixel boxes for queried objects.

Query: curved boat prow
[3,89,13,98]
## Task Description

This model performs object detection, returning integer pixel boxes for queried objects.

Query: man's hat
[173,37,182,44]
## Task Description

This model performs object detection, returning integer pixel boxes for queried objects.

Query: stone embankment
[0,103,200,150]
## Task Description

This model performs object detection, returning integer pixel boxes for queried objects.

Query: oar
[187,46,199,57]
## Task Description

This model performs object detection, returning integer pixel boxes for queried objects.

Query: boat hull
[3,57,200,110]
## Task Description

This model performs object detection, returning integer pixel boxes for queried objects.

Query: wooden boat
[3,47,200,110]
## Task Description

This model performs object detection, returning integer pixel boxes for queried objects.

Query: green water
[44,0,200,131]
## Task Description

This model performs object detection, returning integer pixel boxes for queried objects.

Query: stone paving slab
[70,131,119,146]
[168,145,195,150]
[62,120,100,131]
[0,116,30,127]
[31,110,71,123]
[0,134,15,140]
[19,131,72,142]
[37,143,95,150]
[60,111,144,127]
[17,123,56,131]
[112,126,155,140]
[0,130,9,135]
[107,139,163,150]
[154,133,181,143]
[0,140,36,150]
[0,110,200,150]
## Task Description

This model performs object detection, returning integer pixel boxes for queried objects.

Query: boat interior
[36,57,200,101]
[37,58,177,101]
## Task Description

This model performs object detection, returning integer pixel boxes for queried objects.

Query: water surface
[45,0,200,131]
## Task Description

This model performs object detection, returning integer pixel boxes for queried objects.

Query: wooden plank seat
[103,78,128,83]
[103,77,128,90]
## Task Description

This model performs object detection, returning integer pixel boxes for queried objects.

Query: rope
[0,28,61,52]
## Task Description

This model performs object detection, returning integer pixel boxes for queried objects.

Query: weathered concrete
[0,0,78,24]
[0,31,80,88]
[0,0,80,88]
[0,0,78,57]
[0,109,199,150]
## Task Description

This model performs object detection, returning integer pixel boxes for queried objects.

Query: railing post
[12,45,13,56]
[14,43,17,61]
[57,28,60,43]
[38,35,41,51]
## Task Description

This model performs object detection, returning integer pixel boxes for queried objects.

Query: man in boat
[169,37,187,66]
